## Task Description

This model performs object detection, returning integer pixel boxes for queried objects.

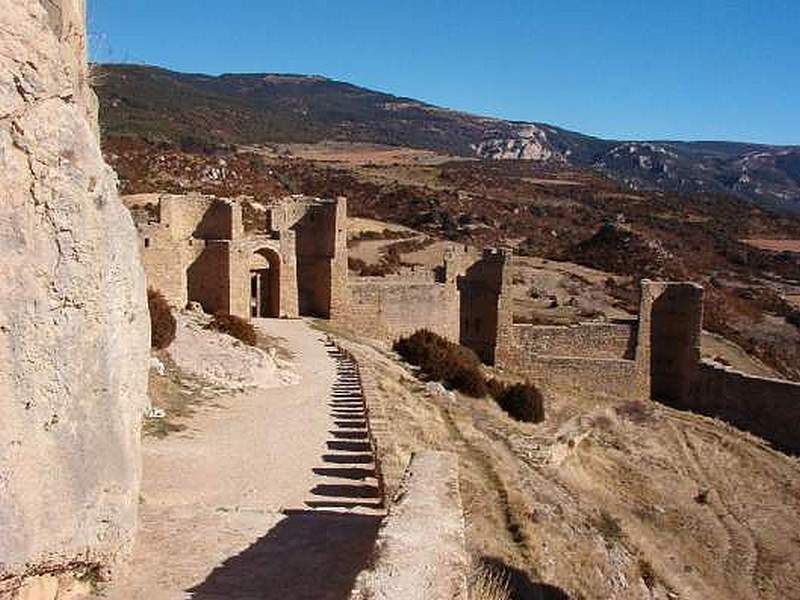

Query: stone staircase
[302,343,386,516]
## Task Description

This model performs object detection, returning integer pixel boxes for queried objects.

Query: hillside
[97,64,800,211]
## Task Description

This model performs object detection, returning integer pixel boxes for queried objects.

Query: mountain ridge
[97,63,800,211]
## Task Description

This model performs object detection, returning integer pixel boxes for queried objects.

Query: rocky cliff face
[0,0,149,595]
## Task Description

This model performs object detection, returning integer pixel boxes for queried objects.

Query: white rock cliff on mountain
[0,0,149,595]
[472,123,563,161]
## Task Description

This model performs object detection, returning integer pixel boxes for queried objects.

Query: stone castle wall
[520,357,643,400]
[467,249,646,399]
[344,280,460,343]
[693,362,800,454]
[460,249,512,364]
[130,194,240,311]
[637,281,704,405]
[157,194,240,241]
[128,193,344,320]
[495,320,642,399]
[503,321,637,363]
[638,281,800,452]
[295,198,348,318]
[1,0,149,594]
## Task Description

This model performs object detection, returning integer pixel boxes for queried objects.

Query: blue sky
[88,1,799,145]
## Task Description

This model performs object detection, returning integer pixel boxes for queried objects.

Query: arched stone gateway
[130,194,347,321]
[250,247,281,318]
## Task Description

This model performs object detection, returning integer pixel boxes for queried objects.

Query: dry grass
[470,567,511,600]
[334,329,800,600]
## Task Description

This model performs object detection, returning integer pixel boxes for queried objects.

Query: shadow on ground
[481,557,573,600]
[187,511,380,600]
[189,343,384,599]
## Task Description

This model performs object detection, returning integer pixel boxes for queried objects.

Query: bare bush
[205,312,257,346]
[148,288,176,349]
[393,329,487,397]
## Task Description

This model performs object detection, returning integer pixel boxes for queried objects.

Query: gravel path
[101,319,382,599]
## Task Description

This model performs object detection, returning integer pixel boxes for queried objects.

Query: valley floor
[99,320,381,599]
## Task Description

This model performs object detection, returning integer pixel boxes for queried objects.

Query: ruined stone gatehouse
[127,192,800,453]
[125,193,348,320]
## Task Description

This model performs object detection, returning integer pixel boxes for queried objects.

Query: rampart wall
[494,319,642,399]
[693,362,800,453]
[343,280,460,343]
[519,357,643,400]
[187,242,231,314]
[349,452,468,600]
[460,249,513,364]
[502,321,637,364]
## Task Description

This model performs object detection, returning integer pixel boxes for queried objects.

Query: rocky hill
[97,64,800,211]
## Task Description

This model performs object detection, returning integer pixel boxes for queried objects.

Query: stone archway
[250,248,281,318]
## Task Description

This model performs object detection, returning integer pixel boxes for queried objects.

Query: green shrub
[148,288,176,350]
[206,312,257,346]
[494,383,545,423]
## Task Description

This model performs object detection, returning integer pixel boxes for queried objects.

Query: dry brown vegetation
[205,312,258,346]
[106,136,800,379]
[393,330,545,424]
[147,288,176,349]
[471,566,511,600]
[394,329,489,397]
[331,326,800,600]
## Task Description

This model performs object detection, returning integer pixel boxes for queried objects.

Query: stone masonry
[127,191,800,452]
[126,193,348,320]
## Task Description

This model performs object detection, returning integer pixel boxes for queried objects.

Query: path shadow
[188,511,380,600]
[329,430,369,440]
[306,500,381,510]
[481,557,572,600]
[187,342,383,599]
[311,483,381,499]
[327,440,372,453]
[333,420,367,429]
[322,453,374,464]
[313,467,375,480]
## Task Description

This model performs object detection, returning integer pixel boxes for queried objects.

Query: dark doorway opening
[251,249,280,318]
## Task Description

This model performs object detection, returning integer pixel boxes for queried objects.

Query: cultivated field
[742,239,800,253]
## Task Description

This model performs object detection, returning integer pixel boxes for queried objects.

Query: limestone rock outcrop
[0,0,149,594]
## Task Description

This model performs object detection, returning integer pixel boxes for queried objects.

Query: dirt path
[101,320,382,600]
